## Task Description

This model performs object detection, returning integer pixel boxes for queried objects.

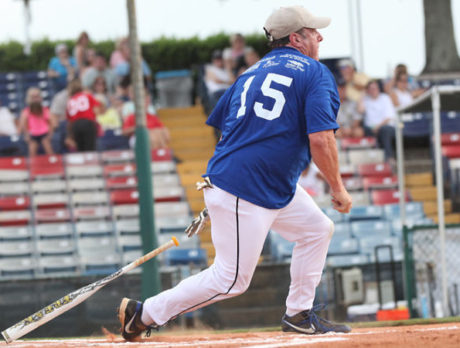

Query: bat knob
[171,236,179,247]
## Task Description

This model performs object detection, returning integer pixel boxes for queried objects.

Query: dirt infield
[2,323,460,347]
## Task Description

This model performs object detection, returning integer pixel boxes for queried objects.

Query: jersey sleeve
[122,114,136,129]
[304,63,340,134]
[206,85,234,130]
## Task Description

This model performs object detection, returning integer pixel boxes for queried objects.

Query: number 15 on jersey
[237,72,293,121]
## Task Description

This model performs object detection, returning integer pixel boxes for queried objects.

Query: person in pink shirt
[18,87,56,156]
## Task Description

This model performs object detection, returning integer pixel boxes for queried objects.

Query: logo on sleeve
[285,60,305,72]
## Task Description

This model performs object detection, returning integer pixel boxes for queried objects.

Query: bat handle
[125,237,179,272]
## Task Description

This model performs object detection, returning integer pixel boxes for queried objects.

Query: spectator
[112,37,151,82]
[298,162,326,197]
[81,52,117,94]
[358,80,396,163]
[223,33,253,75]
[49,88,69,153]
[18,87,55,156]
[110,37,129,69]
[122,89,169,150]
[0,103,18,137]
[73,31,91,72]
[384,63,422,95]
[336,78,363,138]
[121,82,156,120]
[388,71,426,108]
[205,50,234,110]
[337,59,369,102]
[48,43,77,91]
[237,47,261,76]
[94,94,122,131]
[66,79,100,152]
[79,48,96,78]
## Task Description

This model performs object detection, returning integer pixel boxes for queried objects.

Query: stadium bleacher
[0,148,206,280]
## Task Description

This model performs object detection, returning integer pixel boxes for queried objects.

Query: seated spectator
[358,80,396,163]
[223,33,253,75]
[66,79,100,152]
[384,63,423,95]
[336,78,364,138]
[121,83,156,120]
[388,71,426,108]
[18,87,55,156]
[82,52,117,94]
[110,37,129,69]
[112,37,151,82]
[237,47,261,76]
[49,87,69,153]
[122,90,169,150]
[94,94,122,131]
[48,43,77,91]
[73,31,91,72]
[205,50,234,110]
[79,48,96,78]
[0,103,18,137]
[298,162,326,197]
[338,59,369,102]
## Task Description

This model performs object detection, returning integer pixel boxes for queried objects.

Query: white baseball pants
[142,184,334,326]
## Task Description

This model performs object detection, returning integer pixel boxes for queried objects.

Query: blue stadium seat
[383,202,424,220]
[0,225,32,241]
[164,248,207,266]
[351,220,391,238]
[97,130,130,151]
[401,113,430,137]
[0,257,36,278]
[38,255,79,276]
[334,222,351,238]
[269,231,294,261]
[0,72,19,83]
[359,236,402,262]
[0,136,27,156]
[348,205,383,221]
[441,111,460,133]
[21,71,48,82]
[326,254,369,268]
[328,236,359,255]
[322,207,344,223]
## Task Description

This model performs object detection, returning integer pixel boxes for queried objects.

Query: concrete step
[410,186,437,201]
[428,213,460,224]
[423,200,452,215]
[177,160,208,175]
[170,127,214,138]
[157,105,205,119]
[405,172,433,187]
[174,148,214,161]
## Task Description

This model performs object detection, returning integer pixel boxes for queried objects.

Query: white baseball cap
[264,6,331,41]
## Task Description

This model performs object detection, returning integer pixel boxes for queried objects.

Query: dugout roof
[397,85,460,113]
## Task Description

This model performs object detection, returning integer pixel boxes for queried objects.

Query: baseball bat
[1,236,179,344]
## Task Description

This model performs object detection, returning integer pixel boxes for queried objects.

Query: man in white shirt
[359,80,396,162]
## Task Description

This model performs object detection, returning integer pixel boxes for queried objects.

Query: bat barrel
[1,237,179,343]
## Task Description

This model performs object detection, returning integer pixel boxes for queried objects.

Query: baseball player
[118,5,352,341]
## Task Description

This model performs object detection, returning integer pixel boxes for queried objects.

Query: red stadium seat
[103,164,136,177]
[106,176,137,190]
[151,148,173,162]
[441,133,460,146]
[0,196,30,211]
[363,176,398,190]
[110,189,139,205]
[340,164,356,178]
[101,150,134,164]
[65,152,100,165]
[341,137,376,150]
[35,208,71,223]
[30,155,65,179]
[0,157,27,170]
[0,210,31,226]
[73,206,111,220]
[371,189,409,205]
[358,163,392,178]
[442,145,460,159]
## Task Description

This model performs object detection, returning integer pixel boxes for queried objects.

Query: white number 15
[236,73,293,121]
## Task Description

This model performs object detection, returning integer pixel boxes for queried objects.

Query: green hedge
[0,33,270,74]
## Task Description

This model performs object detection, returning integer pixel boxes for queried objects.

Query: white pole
[356,0,364,72]
[347,0,357,65]
[431,88,448,316]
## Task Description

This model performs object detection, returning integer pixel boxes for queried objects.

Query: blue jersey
[204,46,340,209]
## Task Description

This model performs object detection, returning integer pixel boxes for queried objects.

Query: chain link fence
[404,224,460,318]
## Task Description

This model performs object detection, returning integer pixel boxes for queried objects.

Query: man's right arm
[309,130,352,213]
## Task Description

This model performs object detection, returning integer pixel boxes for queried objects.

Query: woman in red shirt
[66,79,100,152]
